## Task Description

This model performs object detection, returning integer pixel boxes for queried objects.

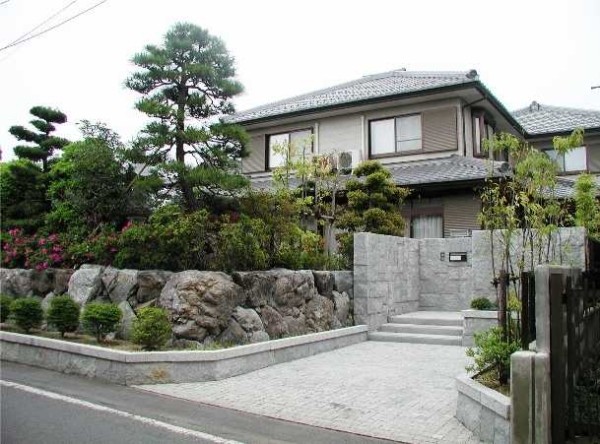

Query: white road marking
[0,379,245,444]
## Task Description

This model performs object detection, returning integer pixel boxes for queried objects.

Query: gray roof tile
[229,70,479,123]
[513,102,600,135]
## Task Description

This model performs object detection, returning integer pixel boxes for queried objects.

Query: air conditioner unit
[333,150,362,173]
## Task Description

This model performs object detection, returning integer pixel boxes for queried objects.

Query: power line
[6,0,80,48]
[0,0,108,53]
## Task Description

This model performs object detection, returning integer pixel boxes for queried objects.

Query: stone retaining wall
[461,309,498,346]
[455,374,510,443]
[0,326,367,385]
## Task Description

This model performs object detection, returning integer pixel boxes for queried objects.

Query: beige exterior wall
[527,134,600,174]
[241,97,464,173]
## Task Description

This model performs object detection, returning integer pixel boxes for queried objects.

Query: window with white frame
[543,147,587,172]
[412,214,443,239]
[370,114,422,156]
[267,129,312,169]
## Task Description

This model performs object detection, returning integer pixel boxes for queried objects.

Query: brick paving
[137,341,479,443]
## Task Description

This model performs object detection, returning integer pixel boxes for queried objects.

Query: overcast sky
[1,0,599,161]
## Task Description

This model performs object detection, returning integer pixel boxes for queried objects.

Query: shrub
[81,302,122,342]
[1,229,65,270]
[0,295,13,323]
[466,327,520,383]
[214,216,269,271]
[470,297,495,310]
[10,297,44,332]
[131,307,172,351]
[46,295,80,338]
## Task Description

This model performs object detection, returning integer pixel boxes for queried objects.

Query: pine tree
[126,23,249,212]
[9,106,69,172]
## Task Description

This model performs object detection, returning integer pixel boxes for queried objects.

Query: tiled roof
[386,155,508,186]
[552,176,600,199]
[513,102,600,135]
[229,70,479,123]
[249,155,507,191]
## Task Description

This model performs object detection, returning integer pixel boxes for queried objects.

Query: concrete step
[368,331,463,346]
[379,323,463,336]
[388,311,463,327]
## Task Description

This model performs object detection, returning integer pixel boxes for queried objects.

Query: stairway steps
[369,331,463,346]
[388,314,462,327]
[379,323,463,336]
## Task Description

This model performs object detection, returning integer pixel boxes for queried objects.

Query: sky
[0,0,599,161]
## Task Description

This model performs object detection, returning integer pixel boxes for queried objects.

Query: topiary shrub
[46,295,80,338]
[470,297,494,311]
[131,307,172,351]
[0,295,13,323]
[10,297,43,332]
[81,302,122,342]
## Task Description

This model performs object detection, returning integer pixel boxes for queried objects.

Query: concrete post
[511,351,535,444]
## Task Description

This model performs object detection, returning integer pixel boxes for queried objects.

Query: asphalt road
[0,361,397,444]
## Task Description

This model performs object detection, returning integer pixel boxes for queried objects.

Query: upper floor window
[267,128,313,169]
[543,146,587,173]
[370,114,422,156]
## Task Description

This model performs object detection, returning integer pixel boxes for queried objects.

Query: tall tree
[9,106,69,172]
[125,22,249,212]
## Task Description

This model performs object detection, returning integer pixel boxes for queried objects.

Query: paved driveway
[137,342,478,444]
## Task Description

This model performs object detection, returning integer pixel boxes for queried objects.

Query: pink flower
[48,234,59,242]
[38,238,46,246]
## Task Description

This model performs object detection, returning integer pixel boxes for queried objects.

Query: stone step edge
[367,331,463,345]
[388,317,462,327]
[379,323,463,336]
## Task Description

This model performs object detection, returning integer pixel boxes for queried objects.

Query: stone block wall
[354,233,419,330]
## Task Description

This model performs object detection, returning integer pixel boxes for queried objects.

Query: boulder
[136,270,172,304]
[312,271,334,297]
[158,271,245,341]
[283,314,308,336]
[333,291,351,326]
[134,298,157,313]
[102,268,138,304]
[41,292,57,312]
[53,269,74,295]
[304,294,335,332]
[217,318,247,344]
[117,301,137,340]
[31,269,54,296]
[333,271,353,299]
[232,271,277,307]
[68,267,104,305]
[272,270,317,308]
[0,268,33,297]
[259,305,288,339]
[248,331,269,343]
[232,306,265,334]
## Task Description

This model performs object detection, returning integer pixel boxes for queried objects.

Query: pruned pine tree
[126,23,249,212]
[9,106,69,172]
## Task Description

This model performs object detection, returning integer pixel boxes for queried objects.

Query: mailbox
[448,252,467,262]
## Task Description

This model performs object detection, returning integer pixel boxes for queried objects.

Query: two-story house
[228,69,600,238]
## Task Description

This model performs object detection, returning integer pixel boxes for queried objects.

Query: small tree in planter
[10,298,44,333]
[81,302,122,342]
[46,295,80,338]
[131,307,171,351]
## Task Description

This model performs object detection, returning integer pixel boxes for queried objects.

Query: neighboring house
[228,69,600,238]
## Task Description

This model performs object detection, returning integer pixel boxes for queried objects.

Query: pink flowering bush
[1,229,65,270]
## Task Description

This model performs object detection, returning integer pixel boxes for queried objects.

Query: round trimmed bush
[470,297,494,311]
[47,295,80,338]
[10,297,43,332]
[81,302,122,342]
[0,295,13,323]
[131,307,172,351]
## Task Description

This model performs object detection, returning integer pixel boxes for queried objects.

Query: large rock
[136,270,173,304]
[31,269,54,296]
[41,292,57,312]
[312,271,334,297]
[232,271,277,307]
[304,294,335,332]
[232,306,265,334]
[68,267,104,305]
[283,314,308,336]
[333,290,351,326]
[0,268,33,297]
[333,271,353,299]
[272,270,317,308]
[158,271,245,341]
[53,269,74,295]
[218,318,247,344]
[102,268,138,304]
[117,301,137,340]
[259,305,288,339]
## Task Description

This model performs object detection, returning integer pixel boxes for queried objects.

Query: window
[370,114,422,156]
[412,214,443,238]
[544,147,587,172]
[267,129,312,169]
